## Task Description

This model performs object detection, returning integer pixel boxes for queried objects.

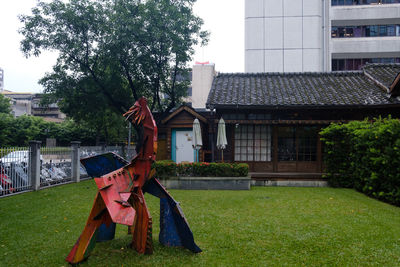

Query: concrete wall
[331,37,400,58]
[159,177,251,190]
[245,1,400,72]
[245,0,324,73]
[13,100,32,117]
[331,4,400,26]
[191,64,215,109]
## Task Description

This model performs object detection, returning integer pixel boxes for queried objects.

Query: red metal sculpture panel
[66,98,200,264]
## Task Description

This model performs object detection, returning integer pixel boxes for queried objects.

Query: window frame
[234,124,272,162]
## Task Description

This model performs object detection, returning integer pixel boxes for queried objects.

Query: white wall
[331,4,400,26]
[245,0,323,73]
[13,100,31,117]
[191,64,215,109]
[331,37,400,57]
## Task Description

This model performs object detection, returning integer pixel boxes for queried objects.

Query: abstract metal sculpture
[66,97,201,264]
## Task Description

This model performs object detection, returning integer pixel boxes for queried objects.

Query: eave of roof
[161,105,208,124]
[206,64,400,109]
[390,73,400,96]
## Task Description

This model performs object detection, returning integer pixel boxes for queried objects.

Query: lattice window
[234,125,271,162]
[278,127,297,161]
[298,127,318,161]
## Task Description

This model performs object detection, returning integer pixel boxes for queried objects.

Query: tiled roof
[363,63,400,90]
[206,64,400,109]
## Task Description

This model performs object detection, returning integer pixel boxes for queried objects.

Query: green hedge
[154,160,249,178]
[320,117,400,206]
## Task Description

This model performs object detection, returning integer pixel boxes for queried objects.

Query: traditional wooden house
[156,105,213,163]
[157,64,400,181]
[205,63,400,180]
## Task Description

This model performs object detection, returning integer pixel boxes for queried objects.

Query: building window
[332,0,400,5]
[278,127,296,161]
[234,125,271,162]
[332,58,400,71]
[277,126,318,162]
[332,25,400,38]
[298,127,318,161]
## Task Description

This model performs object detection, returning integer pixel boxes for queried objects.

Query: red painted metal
[66,97,200,264]
[66,97,158,264]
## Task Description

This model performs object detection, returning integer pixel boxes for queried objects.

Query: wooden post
[272,126,278,172]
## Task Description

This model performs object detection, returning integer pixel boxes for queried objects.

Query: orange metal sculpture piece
[66,98,160,263]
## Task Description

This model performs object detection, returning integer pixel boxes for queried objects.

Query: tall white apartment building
[245,0,400,72]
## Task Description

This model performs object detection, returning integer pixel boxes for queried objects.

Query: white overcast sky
[0,0,244,93]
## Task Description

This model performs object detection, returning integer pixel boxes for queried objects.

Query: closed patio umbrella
[217,118,227,162]
[192,118,202,162]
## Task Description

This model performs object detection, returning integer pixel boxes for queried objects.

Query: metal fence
[0,143,136,197]
[40,147,72,187]
[0,147,30,196]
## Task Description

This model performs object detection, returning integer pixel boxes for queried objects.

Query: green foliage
[0,94,11,114]
[154,161,249,178]
[0,113,14,146]
[320,117,400,206]
[19,0,209,127]
[152,160,176,177]
[0,115,125,147]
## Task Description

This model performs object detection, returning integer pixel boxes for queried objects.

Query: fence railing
[0,142,136,197]
[0,147,30,195]
[40,146,72,187]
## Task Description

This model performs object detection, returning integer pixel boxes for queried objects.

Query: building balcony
[330,36,400,58]
[331,3,400,26]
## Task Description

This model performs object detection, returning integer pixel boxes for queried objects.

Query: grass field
[0,180,399,266]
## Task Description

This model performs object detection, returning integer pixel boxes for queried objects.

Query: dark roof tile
[206,64,400,109]
[363,63,400,89]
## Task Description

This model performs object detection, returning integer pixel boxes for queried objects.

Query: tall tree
[19,0,208,122]
[0,93,11,114]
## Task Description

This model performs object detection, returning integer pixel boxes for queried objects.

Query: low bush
[320,117,400,206]
[153,160,176,177]
[153,161,249,178]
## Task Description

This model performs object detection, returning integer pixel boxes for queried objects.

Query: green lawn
[0,181,399,267]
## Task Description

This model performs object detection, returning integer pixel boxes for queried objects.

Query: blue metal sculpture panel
[143,178,202,253]
[159,198,182,246]
[80,153,128,178]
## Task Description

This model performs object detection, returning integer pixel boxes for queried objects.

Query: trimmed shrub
[153,160,176,177]
[154,161,249,178]
[320,117,400,206]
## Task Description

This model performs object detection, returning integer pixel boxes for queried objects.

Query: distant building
[1,90,66,122]
[31,94,66,122]
[245,0,400,72]
[1,90,32,117]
